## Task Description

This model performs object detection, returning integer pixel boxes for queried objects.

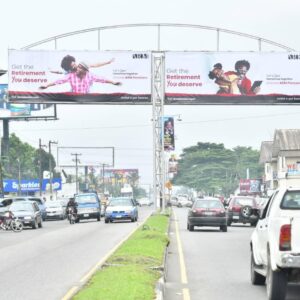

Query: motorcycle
[0,212,23,232]
[67,207,77,224]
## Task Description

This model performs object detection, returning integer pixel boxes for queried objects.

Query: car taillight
[279,224,291,251]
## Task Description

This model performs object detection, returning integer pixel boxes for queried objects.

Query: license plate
[84,214,89,217]
[233,216,239,220]
[115,215,122,218]
[204,212,214,216]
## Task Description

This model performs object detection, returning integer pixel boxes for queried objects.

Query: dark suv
[227,196,259,226]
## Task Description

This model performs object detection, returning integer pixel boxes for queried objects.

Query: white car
[250,187,300,300]
[45,201,66,220]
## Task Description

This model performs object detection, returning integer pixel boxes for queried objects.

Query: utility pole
[17,158,21,195]
[39,139,47,197]
[100,163,109,194]
[71,153,82,194]
[49,140,58,200]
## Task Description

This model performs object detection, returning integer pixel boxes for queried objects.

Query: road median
[72,211,170,300]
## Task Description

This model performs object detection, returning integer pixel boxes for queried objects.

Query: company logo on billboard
[132,53,149,59]
[288,54,300,60]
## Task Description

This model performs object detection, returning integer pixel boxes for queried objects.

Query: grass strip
[73,213,170,300]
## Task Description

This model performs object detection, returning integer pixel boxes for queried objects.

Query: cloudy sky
[1,0,300,184]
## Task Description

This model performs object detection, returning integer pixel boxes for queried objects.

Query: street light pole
[48,140,58,200]
[71,153,82,194]
[16,158,21,195]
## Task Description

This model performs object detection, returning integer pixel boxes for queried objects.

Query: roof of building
[272,129,300,156]
[259,141,273,164]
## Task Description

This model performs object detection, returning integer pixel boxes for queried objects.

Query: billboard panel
[165,52,300,105]
[163,116,175,151]
[239,179,262,194]
[0,83,56,119]
[104,169,139,184]
[3,178,62,193]
[8,50,151,104]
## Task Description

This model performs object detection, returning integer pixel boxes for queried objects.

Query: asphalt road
[165,207,300,300]
[0,206,153,300]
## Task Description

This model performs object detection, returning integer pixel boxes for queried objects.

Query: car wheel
[188,225,194,231]
[227,219,232,226]
[187,223,190,230]
[220,225,227,232]
[250,221,258,227]
[97,215,101,222]
[32,219,38,229]
[131,218,135,222]
[38,220,43,228]
[241,205,252,218]
[266,253,287,300]
[251,251,265,285]
[105,218,109,224]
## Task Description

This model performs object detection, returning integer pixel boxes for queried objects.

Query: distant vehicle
[75,193,101,222]
[187,197,227,232]
[45,200,66,220]
[177,195,193,207]
[105,197,138,223]
[9,201,42,229]
[13,197,47,221]
[170,196,178,206]
[250,187,300,300]
[226,196,259,226]
[137,197,153,206]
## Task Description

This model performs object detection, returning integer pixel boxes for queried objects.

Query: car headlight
[125,210,133,214]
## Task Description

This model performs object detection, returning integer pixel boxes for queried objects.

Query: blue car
[75,193,101,222]
[104,197,138,223]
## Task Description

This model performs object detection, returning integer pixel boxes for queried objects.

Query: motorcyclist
[66,197,78,218]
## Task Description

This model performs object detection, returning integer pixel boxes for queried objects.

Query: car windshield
[75,194,98,204]
[195,200,223,209]
[10,202,33,212]
[108,198,133,207]
[281,191,300,209]
[234,198,254,206]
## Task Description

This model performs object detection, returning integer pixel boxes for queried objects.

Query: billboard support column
[152,52,165,212]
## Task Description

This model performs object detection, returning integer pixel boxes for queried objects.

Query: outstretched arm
[90,58,115,68]
[39,82,56,90]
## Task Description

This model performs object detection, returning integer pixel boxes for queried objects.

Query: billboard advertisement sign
[163,116,175,151]
[165,52,300,105]
[239,179,261,194]
[3,178,62,193]
[104,169,139,184]
[8,50,151,104]
[0,84,56,119]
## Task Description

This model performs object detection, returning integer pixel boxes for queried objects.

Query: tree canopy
[172,142,262,196]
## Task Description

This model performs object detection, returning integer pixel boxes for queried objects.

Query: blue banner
[3,178,62,192]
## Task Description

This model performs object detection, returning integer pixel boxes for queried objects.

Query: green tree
[172,142,263,197]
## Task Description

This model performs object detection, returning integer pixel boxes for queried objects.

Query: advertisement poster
[104,169,139,184]
[239,179,262,194]
[165,52,300,105]
[163,116,175,151]
[3,178,62,193]
[8,50,151,104]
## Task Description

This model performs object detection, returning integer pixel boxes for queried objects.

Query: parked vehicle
[105,197,138,223]
[170,196,178,206]
[187,197,227,232]
[45,200,65,220]
[250,187,300,300]
[13,197,47,221]
[9,201,43,229]
[227,196,259,226]
[74,192,101,222]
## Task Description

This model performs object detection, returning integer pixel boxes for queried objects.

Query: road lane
[0,206,153,300]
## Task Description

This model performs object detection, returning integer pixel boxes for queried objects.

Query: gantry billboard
[8,50,300,105]
[8,50,151,104]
